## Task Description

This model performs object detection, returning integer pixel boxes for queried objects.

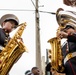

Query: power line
[0,9,34,11]
[39,11,56,15]
[31,0,36,9]
[0,9,56,15]
[30,0,56,15]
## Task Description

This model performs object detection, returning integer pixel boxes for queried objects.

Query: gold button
[67,53,72,60]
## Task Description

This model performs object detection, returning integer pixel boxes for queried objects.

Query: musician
[31,67,40,75]
[0,14,19,52]
[57,25,76,75]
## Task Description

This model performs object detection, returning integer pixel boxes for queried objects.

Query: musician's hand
[17,38,23,42]
[57,31,68,39]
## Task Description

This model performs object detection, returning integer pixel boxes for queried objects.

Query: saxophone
[48,8,76,72]
[48,26,64,72]
[0,22,27,75]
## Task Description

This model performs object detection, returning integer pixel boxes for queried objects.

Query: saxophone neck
[15,22,27,28]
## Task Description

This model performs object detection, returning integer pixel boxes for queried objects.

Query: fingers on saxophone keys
[59,33,63,38]
[60,35,63,39]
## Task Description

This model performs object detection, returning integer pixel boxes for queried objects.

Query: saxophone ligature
[0,22,27,75]
[48,8,76,72]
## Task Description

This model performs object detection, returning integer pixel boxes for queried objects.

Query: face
[65,28,75,35]
[2,21,16,33]
[32,68,40,75]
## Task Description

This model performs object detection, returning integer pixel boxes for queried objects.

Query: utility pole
[35,0,42,74]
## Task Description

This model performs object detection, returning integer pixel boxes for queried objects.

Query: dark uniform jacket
[61,33,76,75]
[0,28,10,51]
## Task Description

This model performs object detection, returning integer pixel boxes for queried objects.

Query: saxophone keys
[48,49,51,59]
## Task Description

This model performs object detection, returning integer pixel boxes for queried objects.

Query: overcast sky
[0,0,76,75]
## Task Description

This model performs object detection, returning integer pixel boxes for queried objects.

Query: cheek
[67,31,71,34]
[6,26,12,30]
[5,22,12,27]
[67,29,75,35]
[6,25,12,32]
